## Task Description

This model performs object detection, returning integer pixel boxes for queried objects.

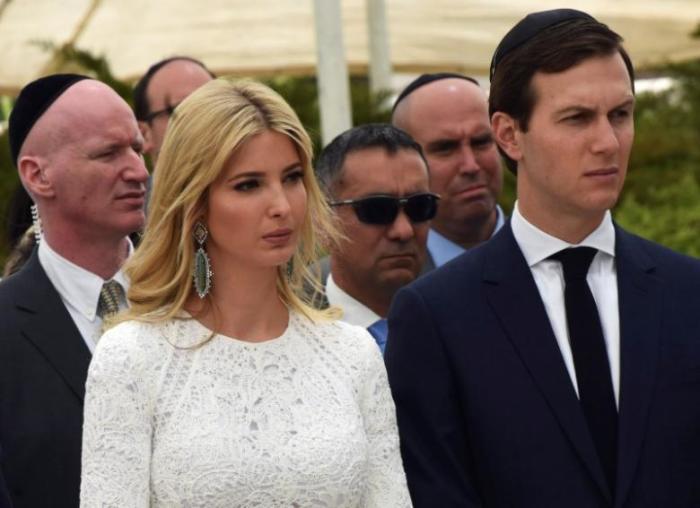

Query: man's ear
[139,121,154,155]
[491,112,523,163]
[18,156,54,199]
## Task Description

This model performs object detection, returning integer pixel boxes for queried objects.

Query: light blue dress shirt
[427,205,506,268]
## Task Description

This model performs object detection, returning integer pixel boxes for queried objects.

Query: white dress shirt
[325,273,380,329]
[38,239,130,353]
[510,202,620,406]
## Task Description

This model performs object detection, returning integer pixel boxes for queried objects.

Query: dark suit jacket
[385,222,700,508]
[0,446,12,508]
[0,251,91,508]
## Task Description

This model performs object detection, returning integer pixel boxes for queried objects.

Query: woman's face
[205,129,307,272]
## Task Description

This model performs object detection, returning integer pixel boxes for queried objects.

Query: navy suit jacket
[385,222,700,508]
[0,251,91,508]
[0,446,11,508]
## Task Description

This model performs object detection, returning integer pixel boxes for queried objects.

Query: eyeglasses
[330,193,440,225]
[143,102,179,123]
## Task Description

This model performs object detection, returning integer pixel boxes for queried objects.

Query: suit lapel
[14,253,92,402]
[613,228,661,508]
[482,224,612,503]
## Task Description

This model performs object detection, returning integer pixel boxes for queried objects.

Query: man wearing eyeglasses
[133,56,214,167]
[315,124,436,352]
[392,73,505,269]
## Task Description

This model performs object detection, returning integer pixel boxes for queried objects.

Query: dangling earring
[192,221,212,298]
[30,203,42,243]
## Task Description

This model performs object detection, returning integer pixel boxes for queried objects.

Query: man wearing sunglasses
[392,73,505,269]
[315,124,435,352]
[133,56,214,167]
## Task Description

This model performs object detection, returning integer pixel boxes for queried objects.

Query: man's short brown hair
[489,17,635,172]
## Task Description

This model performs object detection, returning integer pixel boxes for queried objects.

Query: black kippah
[392,72,479,113]
[490,9,595,81]
[9,73,90,166]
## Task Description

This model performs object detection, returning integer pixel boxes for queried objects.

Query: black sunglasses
[330,193,440,225]
[144,102,180,123]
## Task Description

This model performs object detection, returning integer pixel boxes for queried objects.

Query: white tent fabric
[1,0,699,94]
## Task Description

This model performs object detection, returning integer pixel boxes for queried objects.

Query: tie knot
[549,247,597,281]
[97,280,124,319]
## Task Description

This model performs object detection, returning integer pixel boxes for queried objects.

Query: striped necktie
[97,280,124,319]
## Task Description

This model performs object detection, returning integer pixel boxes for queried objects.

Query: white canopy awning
[1,0,699,94]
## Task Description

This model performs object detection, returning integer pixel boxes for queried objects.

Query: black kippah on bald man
[0,74,148,508]
[8,73,89,164]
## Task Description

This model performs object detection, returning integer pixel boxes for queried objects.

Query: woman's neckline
[181,309,295,347]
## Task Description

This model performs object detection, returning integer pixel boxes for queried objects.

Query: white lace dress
[79,311,412,507]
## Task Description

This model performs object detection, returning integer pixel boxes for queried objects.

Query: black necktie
[550,247,617,494]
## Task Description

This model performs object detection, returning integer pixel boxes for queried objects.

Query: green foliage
[264,75,393,155]
[264,76,322,150]
[0,129,19,263]
[615,173,700,257]
[0,96,12,122]
[691,22,700,39]
[499,167,516,216]
[348,76,393,125]
[34,42,133,103]
[613,59,700,257]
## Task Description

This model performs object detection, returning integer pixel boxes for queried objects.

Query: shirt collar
[427,205,506,266]
[510,201,616,267]
[325,273,381,329]
[38,239,132,321]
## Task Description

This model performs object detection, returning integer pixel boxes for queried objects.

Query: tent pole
[313,0,352,147]
[366,0,392,95]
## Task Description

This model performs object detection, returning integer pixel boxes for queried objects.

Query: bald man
[392,74,505,269]
[133,57,214,166]
[0,75,148,507]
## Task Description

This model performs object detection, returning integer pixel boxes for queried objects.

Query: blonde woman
[79,79,411,507]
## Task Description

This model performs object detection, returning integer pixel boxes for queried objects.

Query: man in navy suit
[0,446,11,508]
[385,9,700,508]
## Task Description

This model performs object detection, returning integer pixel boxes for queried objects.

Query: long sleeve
[357,330,412,507]
[80,325,153,507]
[80,315,411,506]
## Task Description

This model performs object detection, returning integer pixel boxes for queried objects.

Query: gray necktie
[97,280,124,319]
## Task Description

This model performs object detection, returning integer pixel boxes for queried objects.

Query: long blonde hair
[120,78,338,325]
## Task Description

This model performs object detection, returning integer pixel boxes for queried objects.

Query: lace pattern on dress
[80,312,412,507]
